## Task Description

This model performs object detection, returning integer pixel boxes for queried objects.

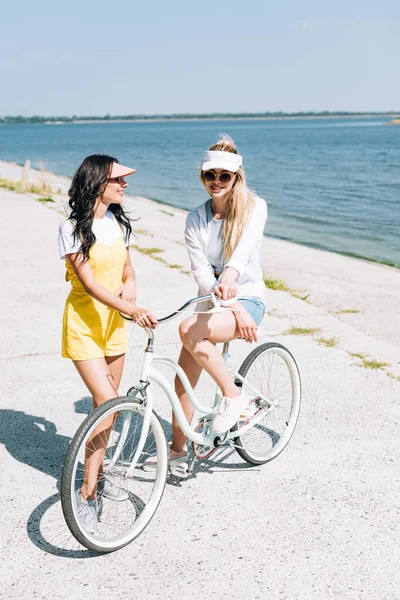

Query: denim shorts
[237,298,266,326]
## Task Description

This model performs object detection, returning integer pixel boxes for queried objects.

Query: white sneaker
[98,476,129,502]
[143,449,188,478]
[212,389,250,434]
[75,490,98,534]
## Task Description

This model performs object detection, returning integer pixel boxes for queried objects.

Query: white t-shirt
[58,210,131,260]
[205,199,224,276]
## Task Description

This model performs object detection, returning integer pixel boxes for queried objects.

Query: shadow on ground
[0,400,98,557]
[0,409,70,486]
[2,399,259,555]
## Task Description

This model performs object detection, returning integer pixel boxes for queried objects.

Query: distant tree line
[0,111,398,124]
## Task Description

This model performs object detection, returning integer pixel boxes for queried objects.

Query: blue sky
[1,0,399,116]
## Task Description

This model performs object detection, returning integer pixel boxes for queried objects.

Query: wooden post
[21,159,31,187]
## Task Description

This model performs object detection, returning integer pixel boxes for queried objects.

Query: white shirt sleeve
[225,197,268,276]
[185,213,218,294]
[58,219,81,260]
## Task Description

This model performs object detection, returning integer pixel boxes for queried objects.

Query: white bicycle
[61,294,301,553]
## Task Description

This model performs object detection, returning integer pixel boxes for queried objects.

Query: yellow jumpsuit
[62,235,127,360]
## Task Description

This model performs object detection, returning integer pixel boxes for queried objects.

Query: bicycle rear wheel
[61,396,168,553]
[232,342,301,465]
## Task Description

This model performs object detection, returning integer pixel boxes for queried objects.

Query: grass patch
[360,359,390,370]
[159,209,175,217]
[268,309,289,320]
[0,178,54,195]
[133,228,153,236]
[348,351,389,370]
[153,255,167,264]
[292,291,311,302]
[131,245,164,256]
[264,278,290,292]
[263,276,312,304]
[285,326,321,336]
[0,178,21,192]
[36,196,55,203]
[387,372,400,382]
[131,243,189,274]
[335,308,360,314]
[317,336,340,347]
[348,352,367,360]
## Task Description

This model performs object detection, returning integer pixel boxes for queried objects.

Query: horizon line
[1,110,400,123]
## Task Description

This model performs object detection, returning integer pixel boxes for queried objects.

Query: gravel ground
[0,184,399,600]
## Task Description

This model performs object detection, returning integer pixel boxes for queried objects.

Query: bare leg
[179,310,240,396]
[105,353,125,393]
[97,353,125,478]
[74,354,124,407]
[171,310,240,452]
[172,346,203,453]
[73,354,124,499]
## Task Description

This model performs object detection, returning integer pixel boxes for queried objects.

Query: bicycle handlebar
[119,293,217,325]
[120,293,256,348]
[157,293,217,323]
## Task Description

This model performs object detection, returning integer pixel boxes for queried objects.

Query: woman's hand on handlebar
[130,306,158,329]
[213,283,237,301]
[214,266,239,300]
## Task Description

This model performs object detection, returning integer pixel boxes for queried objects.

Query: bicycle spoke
[61,397,168,552]
[232,343,301,464]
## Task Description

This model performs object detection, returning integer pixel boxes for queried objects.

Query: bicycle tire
[61,396,168,553]
[232,342,301,465]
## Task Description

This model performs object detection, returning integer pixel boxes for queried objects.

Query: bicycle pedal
[169,463,189,479]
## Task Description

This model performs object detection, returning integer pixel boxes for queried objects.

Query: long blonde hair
[200,134,254,261]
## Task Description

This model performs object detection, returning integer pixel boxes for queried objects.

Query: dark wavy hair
[68,154,133,260]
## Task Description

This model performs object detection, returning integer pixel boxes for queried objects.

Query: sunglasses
[203,171,235,184]
[107,176,126,185]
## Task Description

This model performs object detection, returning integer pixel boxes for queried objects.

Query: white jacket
[184,195,268,303]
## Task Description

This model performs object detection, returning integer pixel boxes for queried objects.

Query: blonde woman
[170,135,267,474]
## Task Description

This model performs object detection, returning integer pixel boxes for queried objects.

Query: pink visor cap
[110,162,136,178]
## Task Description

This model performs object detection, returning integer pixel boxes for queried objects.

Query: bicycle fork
[107,349,155,478]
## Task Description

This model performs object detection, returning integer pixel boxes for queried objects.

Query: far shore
[1,112,399,126]
[50,114,398,125]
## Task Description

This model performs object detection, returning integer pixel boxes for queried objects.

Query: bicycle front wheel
[232,342,301,465]
[61,396,168,553]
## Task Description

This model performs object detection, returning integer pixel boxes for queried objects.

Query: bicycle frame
[149,353,273,441]
[117,294,274,476]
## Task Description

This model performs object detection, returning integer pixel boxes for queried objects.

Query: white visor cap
[202,150,242,173]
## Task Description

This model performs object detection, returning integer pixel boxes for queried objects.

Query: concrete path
[0,187,399,600]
